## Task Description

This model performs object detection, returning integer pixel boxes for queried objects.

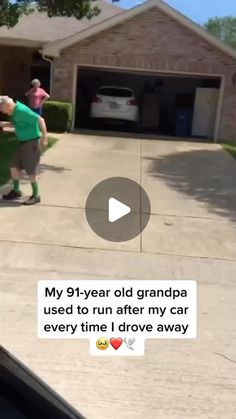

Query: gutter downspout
[40,50,53,95]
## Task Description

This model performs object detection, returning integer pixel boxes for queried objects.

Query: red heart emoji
[110,338,123,350]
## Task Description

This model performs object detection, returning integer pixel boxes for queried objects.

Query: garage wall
[220,77,236,142]
[51,6,236,141]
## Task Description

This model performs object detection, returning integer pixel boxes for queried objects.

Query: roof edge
[42,0,236,60]
[0,37,42,48]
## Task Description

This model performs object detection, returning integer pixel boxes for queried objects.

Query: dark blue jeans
[31,107,42,116]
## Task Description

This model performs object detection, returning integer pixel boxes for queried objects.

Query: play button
[108,198,131,223]
[85,177,151,242]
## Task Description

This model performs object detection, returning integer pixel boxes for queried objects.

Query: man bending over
[0,96,47,205]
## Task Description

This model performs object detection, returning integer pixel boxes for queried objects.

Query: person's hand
[0,121,7,132]
[0,121,14,131]
[41,135,48,147]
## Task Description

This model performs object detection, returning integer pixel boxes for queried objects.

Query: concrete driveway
[0,133,236,419]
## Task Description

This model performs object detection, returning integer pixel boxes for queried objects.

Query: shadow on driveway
[0,163,71,205]
[39,164,72,174]
[0,201,22,208]
[145,149,236,222]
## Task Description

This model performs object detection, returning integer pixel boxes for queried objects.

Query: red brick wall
[52,7,236,141]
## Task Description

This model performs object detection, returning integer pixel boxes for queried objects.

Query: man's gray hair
[31,79,41,86]
[0,96,13,111]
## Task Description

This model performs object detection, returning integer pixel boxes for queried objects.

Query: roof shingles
[0,1,122,46]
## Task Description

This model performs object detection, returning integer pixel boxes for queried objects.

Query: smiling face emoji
[96,337,109,350]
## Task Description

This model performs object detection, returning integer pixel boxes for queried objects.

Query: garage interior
[75,67,221,140]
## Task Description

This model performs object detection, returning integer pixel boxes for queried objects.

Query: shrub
[43,101,73,132]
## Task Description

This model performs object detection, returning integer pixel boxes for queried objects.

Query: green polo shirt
[11,101,41,141]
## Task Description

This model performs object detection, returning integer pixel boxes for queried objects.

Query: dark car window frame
[0,346,85,419]
[98,87,133,98]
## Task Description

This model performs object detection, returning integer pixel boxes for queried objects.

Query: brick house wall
[51,7,236,141]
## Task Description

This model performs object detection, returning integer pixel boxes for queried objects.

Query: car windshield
[98,87,133,98]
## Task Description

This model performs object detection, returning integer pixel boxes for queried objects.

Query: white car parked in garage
[90,86,139,129]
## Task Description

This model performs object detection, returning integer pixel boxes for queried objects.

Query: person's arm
[38,116,48,146]
[0,121,14,130]
[42,94,50,104]
[41,89,50,104]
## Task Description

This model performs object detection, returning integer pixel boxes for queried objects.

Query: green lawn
[222,142,236,160]
[0,133,58,186]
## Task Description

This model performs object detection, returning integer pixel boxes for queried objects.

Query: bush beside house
[43,101,73,132]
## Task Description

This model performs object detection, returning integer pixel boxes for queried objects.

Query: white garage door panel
[192,88,219,138]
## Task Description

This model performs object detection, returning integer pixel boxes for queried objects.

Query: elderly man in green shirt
[0,96,48,205]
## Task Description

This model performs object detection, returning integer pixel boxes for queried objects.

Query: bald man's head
[0,96,15,116]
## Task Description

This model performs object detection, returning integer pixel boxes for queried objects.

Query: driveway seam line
[17,203,235,223]
[0,240,235,262]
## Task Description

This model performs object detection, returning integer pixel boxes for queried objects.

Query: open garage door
[75,67,221,141]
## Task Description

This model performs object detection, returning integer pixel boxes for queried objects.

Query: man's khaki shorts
[11,139,41,176]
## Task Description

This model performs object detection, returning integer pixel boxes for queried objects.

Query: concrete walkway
[0,133,236,419]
